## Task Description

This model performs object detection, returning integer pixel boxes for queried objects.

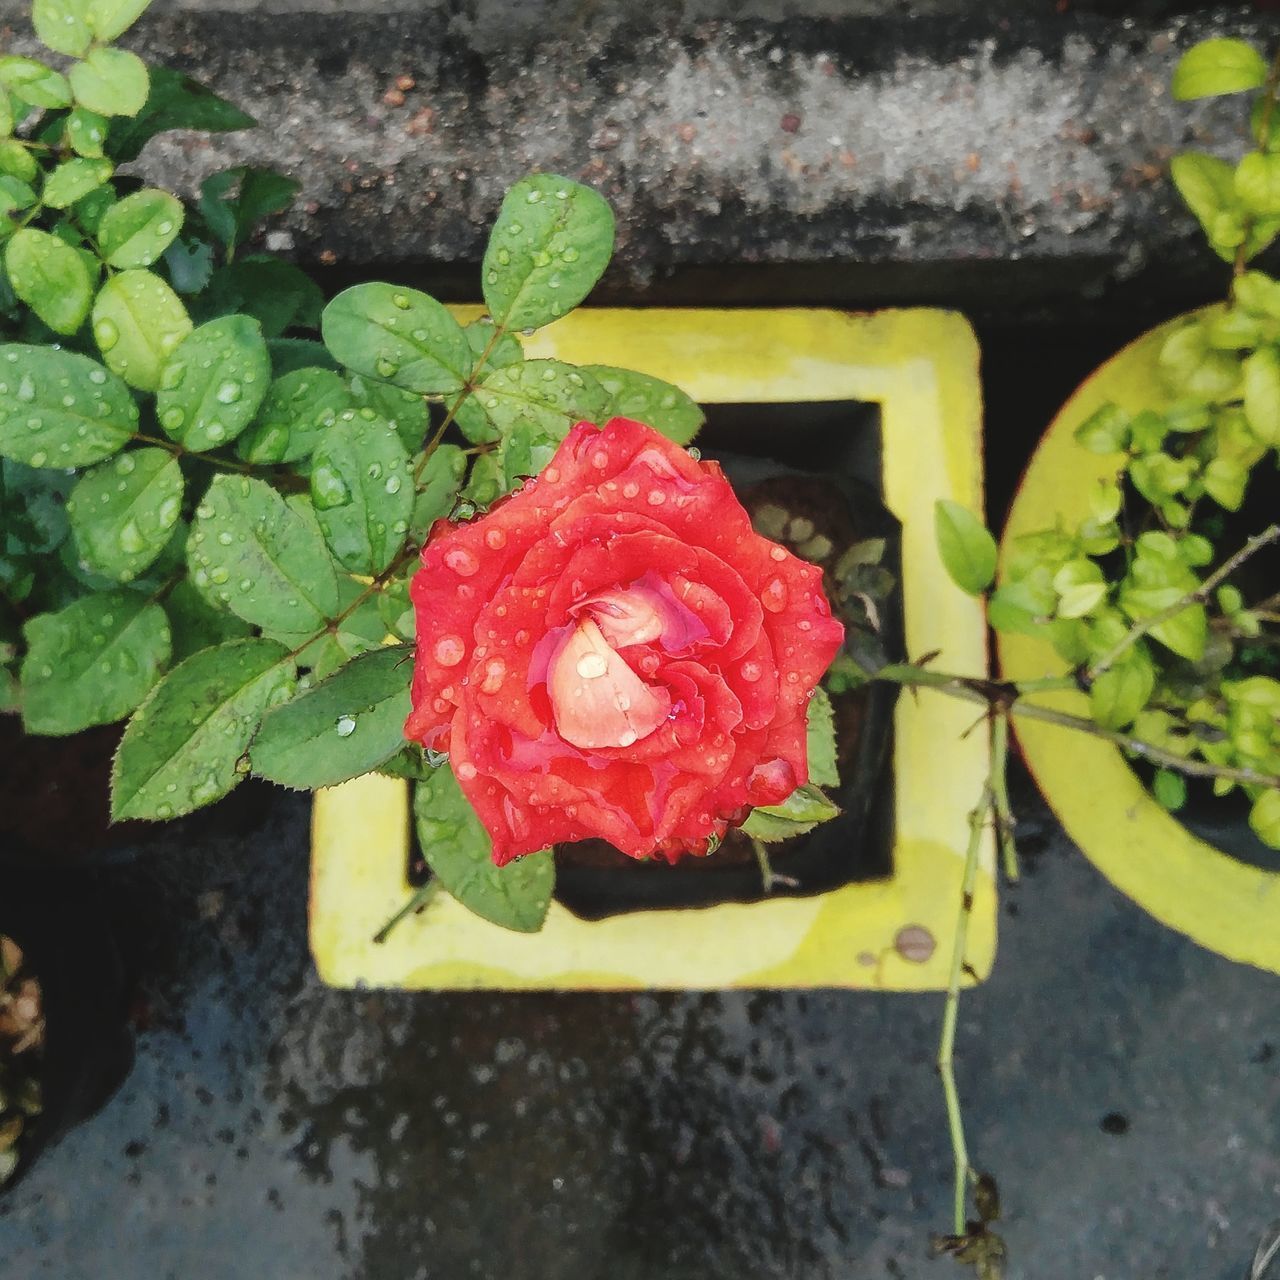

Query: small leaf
[251,645,412,789]
[1152,769,1188,813]
[156,314,270,451]
[41,156,112,209]
[462,450,504,507]
[1235,152,1280,217]
[349,373,429,454]
[1202,456,1249,510]
[412,443,466,537]
[806,686,839,789]
[583,365,705,444]
[188,476,340,634]
[935,499,997,595]
[1089,649,1155,731]
[0,344,135,467]
[1148,603,1208,662]
[20,591,169,735]
[5,228,93,335]
[236,367,352,464]
[310,410,413,574]
[482,174,614,332]
[1242,346,1280,445]
[107,67,255,165]
[201,257,323,338]
[0,57,72,110]
[66,106,109,158]
[96,189,184,268]
[32,0,93,59]
[1170,153,1240,263]
[164,577,251,662]
[110,638,295,820]
[87,0,152,42]
[1171,38,1267,101]
[321,283,471,395]
[199,167,298,251]
[1249,789,1280,849]
[66,448,183,582]
[741,783,840,843]
[69,48,149,118]
[92,268,193,391]
[413,767,555,933]
[472,359,608,444]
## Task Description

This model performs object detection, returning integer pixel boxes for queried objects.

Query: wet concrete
[0,761,1276,1280]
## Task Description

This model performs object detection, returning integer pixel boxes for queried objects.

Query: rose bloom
[404,417,845,864]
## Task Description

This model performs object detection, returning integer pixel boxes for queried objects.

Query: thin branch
[938,786,991,1235]
[751,836,798,892]
[372,882,438,944]
[990,712,1019,884]
[1087,524,1280,681]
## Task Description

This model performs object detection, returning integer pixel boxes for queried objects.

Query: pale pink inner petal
[548,618,670,750]
[574,570,711,653]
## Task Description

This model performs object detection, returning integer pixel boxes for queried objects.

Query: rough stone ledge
[0,3,1273,317]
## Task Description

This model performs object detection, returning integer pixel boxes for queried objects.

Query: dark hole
[1100,1112,1130,1136]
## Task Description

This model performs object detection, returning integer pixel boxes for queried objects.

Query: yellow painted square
[310,307,995,990]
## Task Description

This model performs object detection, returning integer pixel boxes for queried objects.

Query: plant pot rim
[997,307,1280,976]
[311,304,996,992]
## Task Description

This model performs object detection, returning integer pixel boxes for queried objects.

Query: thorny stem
[990,712,1018,884]
[938,786,991,1236]
[876,663,1280,791]
[1086,524,1280,681]
[1234,48,1280,278]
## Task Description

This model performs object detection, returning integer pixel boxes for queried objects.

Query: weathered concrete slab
[0,2,1274,316]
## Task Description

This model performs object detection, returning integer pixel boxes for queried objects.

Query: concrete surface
[0,765,1276,1280]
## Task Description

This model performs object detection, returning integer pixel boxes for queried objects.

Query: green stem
[990,712,1018,884]
[372,882,438,944]
[750,836,797,892]
[938,786,991,1235]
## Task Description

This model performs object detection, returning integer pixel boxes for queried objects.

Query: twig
[990,712,1019,884]
[938,786,991,1235]
[874,663,1280,791]
[1087,524,1280,681]
[751,837,798,892]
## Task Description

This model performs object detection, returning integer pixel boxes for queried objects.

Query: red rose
[405,418,844,864]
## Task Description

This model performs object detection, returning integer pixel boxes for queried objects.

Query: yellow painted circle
[997,312,1280,974]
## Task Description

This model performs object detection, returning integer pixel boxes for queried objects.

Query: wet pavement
[0,762,1276,1280]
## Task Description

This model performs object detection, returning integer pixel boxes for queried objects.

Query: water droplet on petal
[444,547,479,577]
[762,578,789,612]
[434,634,465,667]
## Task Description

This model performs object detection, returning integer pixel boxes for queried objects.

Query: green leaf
[482,174,614,332]
[349,373,429,454]
[412,442,466,536]
[20,590,169,735]
[0,175,35,238]
[583,365,705,444]
[107,67,255,165]
[274,576,388,678]
[1171,39,1267,101]
[200,258,322,339]
[267,338,338,376]
[935,498,997,596]
[69,48,149,118]
[1235,152,1280,217]
[33,0,93,58]
[0,142,37,184]
[1242,346,1280,445]
[41,156,112,209]
[198,166,298,251]
[65,448,183,582]
[66,106,109,158]
[472,359,608,445]
[92,268,192,390]
[110,637,295,820]
[1151,769,1187,812]
[236,367,351,464]
[1148,603,1208,662]
[163,577,251,662]
[463,317,523,373]
[0,58,72,110]
[0,343,135,467]
[188,477,339,633]
[1249,788,1280,849]
[251,644,411,789]
[806,686,839,789]
[96,189,184,268]
[741,782,840,843]
[1089,649,1155,730]
[156,314,270,451]
[461,450,503,508]
[5,228,93,335]
[413,767,555,933]
[321,283,471,395]
[310,410,413,574]
[1170,152,1240,262]
[86,0,152,42]
[1202,456,1249,511]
